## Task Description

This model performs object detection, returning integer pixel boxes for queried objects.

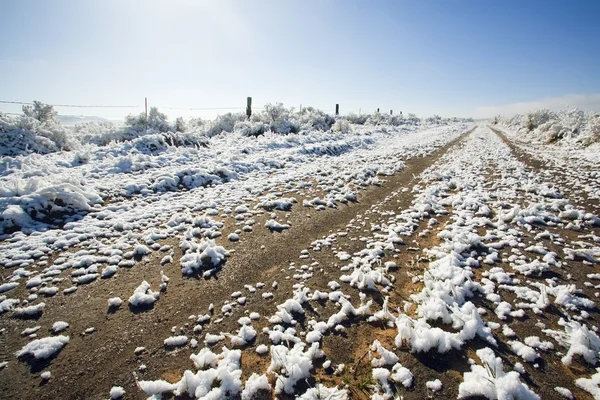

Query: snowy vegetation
[494,108,600,145]
[1,101,472,157]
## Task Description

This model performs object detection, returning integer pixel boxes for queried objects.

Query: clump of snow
[204,333,225,345]
[180,238,229,275]
[128,281,159,308]
[554,387,574,399]
[0,298,19,314]
[256,344,268,355]
[265,219,290,232]
[370,340,399,367]
[576,368,600,399]
[16,335,69,360]
[458,347,539,399]
[51,321,69,333]
[133,244,151,257]
[14,302,45,318]
[426,379,442,392]
[241,373,271,400]
[267,342,323,395]
[21,326,41,336]
[227,325,257,347]
[110,386,126,399]
[164,335,188,348]
[108,297,123,309]
[391,363,413,388]
[298,384,348,399]
[138,346,243,399]
[0,282,19,294]
[547,319,600,366]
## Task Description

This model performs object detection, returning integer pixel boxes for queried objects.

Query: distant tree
[175,117,186,132]
[22,101,57,124]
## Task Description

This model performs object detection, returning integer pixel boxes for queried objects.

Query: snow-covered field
[1,111,600,400]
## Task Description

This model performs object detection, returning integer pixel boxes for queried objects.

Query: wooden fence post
[335,104,339,116]
[246,97,252,119]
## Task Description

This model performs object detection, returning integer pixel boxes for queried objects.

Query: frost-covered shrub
[174,117,186,132]
[1,114,57,155]
[75,121,207,150]
[0,107,74,156]
[234,120,268,137]
[260,103,300,134]
[162,132,208,148]
[583,114,600,145]
[498,108,600,145]
[73,121,123,145]
[297,107,335,132]
[364,112,413,127]
[426,114,445,125]
[0,176,103,233]
[132,134,169,153]
[332,119,351,133]
[346,112,369,125]
[125,107,171,133]
[237,104,336,135]
[524,109,555,132]
[22,101,57,124]
[204,113,247,137]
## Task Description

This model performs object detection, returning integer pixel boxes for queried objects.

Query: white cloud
[472,94,600,118]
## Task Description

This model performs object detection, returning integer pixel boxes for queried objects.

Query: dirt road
[2,125,600,400]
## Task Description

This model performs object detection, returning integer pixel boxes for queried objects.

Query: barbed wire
[0,100,268,112]
[0,100,139,108]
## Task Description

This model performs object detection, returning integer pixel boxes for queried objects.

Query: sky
[1,0,599,120]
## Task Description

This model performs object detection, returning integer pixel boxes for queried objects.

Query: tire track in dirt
[491,126,600,214]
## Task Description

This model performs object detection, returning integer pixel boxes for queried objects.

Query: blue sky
[1,0,599,119]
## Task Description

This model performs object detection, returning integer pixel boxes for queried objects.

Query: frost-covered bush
[426,114,445,125]
[260,103,300,134]
[73,121,124,145]
[297,107,335,132]
[22,101,57,123]
[363,112,415,127]
[125,107,171,134]
[132,134,169,154]
[0,104,74,156]
[498,108,600,145]
[163,132,208,148]
[174,117,186,132]
[346,112,369,125]
[204,113,247,137]
[332,119,351,133]
[212,104,336,136]
[0,176,102,233]
[234,120,268,137]
[74,119,207,150]
[129,133,208,154]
